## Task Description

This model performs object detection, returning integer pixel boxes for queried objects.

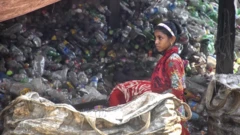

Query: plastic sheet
[205,74,240,135]
[0,92,191,135]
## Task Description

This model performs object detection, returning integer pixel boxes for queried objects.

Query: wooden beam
[0,0,60,22]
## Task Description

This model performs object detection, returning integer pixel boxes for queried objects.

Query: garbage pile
[0,0,222,134]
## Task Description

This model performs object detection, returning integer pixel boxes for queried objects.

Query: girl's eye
[155,36,163,40]
[158,36,162,40]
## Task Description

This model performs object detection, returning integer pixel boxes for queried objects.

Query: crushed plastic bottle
[0,44,9,54]
[0,23,23,37]
[78,72,89,86]
[32,55,45,77]
[68,71,79,88]
[58,42,76,60]
[121,25,132,42]
[71,86,107,105]
[51,68,69,82]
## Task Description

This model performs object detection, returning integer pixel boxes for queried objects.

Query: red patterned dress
[109,46,189,135]
[109,46,185,105]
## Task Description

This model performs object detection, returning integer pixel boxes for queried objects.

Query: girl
[109,20,189,135]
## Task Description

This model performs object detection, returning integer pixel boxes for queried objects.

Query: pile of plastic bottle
[0,0,224,134]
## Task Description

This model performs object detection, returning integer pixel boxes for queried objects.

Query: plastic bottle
[160,0,172,8]
[15,55,26,62]
[45,62,62,71]
[46,88,72,104]
[73,34,90,45]
[9,82,34,96]
[43,46,56,54]
[207,10,218,22]
[0,44,9,54]
[11,45,23,56]
[18,35,34,47]
[13,74,29,83]
[187,25,206,39]
[189,0,201,7]
[89,76,99,88]
[20,46,32,54]
[120,1,135,16]
[184,89,201,101]
[58,42,76,60]
[121,25,132,42]
[107,50,116,59]
[191,112,200,120]
[95,4,111,16]
[68,71,79,88]
[147,5,168,17]
[31,35,42,47]
[24,67,34,77]
[129,0,136,7]
[0,23,23,36]
[74,47,83,57]
[144,21,152,33]
[0,59,6,72]
[95,30,108,45]
[7,60,23,69]
[75,85,89,95]
[90,73,103,88]
[32,55,45,77]
[97,73,107,94]
[48,50,62,62]
[51,68,69,82]
[135,19,144,29]
[71,86,107,105]
[175,1,187,9]
[179,24,189,45]
[132,26,144,40]
[78,72,89,86]
[200,34,215,56]
[188,100,201,112]
[149,14,164,25]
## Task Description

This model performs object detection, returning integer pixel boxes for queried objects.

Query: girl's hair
[154,20,182,39]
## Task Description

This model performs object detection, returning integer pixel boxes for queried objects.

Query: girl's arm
[165,55,185,100]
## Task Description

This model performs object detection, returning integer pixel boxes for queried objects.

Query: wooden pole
[0,0,60,22]
[215,0,235,74]
[107,0,121,29]
[208,0,236,134]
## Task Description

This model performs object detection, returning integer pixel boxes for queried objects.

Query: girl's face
[154,30,176,52]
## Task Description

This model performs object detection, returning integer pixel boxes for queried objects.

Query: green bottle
[191,10,199,18]
[89,38,98,46]
[207,42,215,55]
[48,50,62,63]
[84,49,91,60]
[207,10,218,22]
[185,64,192,76]
[199,3,207,13]
[48,50,58,57]
[237,9,240,16]
[99,50,106,58]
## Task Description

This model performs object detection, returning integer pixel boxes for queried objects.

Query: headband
[157,23,175,37]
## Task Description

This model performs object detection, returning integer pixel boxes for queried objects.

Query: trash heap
[0,0,221,134]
